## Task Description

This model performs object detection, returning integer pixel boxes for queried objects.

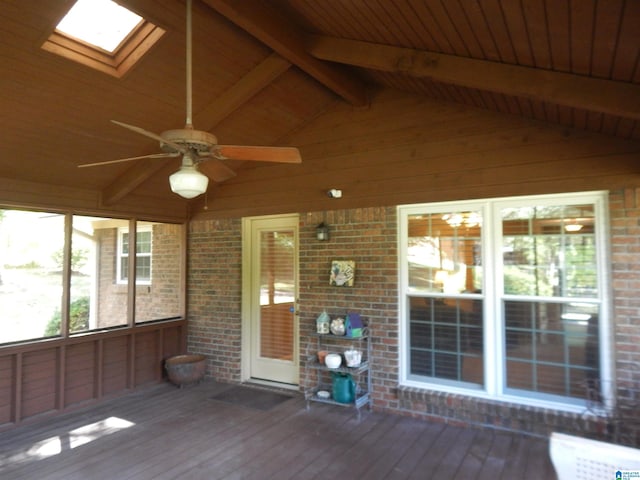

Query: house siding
[187,189,640,445]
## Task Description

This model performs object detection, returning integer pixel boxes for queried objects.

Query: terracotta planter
[317,350,329,364]
[165,354,206,387]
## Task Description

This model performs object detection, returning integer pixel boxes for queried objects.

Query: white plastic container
[324,353,341,369]
[344,348,362,367]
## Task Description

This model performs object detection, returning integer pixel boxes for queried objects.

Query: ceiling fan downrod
[185,0,193,128]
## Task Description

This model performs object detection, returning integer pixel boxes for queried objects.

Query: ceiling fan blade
[111,120,187,154]
[78,152,179,168]
[198,159,237,182]
[217,145,302,163]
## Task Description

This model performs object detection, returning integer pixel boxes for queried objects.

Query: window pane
[502,205,596,298]
[118,225,151,285]
[136,230,151,254]
[132,226,150,283]
[504,300,599,399]
[0,213,183,342]
[408,296,483,385]
[401,194,605,408]
[135,222,183,323]
[69,216,94,334]
[121,257,129,281]
[0,210,65,343]
[259,230,295,361]
[501,203,599,401]
[408,212,482,294]
[136,256,151,280]
[122,232,130,255]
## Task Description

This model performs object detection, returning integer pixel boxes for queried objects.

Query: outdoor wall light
[316,222,330,241]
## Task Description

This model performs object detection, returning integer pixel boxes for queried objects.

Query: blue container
[331,372,355,403]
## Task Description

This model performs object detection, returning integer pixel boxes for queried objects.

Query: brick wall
[608,188,640,444]
[96,228,127,327]
[187,191,640,445]
[135,223,182,322]
[297,209,398,409]
[96,223,183,327]
[187,218,243,382]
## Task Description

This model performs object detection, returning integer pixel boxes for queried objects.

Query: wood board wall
[0,320,186,431]
[192,89,640,220]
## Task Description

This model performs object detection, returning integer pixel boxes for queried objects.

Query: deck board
[360,415,430,479]
[453,427,496,479]
[0,381,557,479]
[408,422,463,479]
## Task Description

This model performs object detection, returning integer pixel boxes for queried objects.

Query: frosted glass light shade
[169,165,209,198]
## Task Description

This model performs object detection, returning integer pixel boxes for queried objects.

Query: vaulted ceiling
[1,0,638,219]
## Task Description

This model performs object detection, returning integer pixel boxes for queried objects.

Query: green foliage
[44,297,90,336]
[5,261,42,269]
[503,267,550,296]
[51,248,89,272]
[504,234,597,297]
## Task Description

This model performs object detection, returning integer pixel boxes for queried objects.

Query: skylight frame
[42,0,165,78]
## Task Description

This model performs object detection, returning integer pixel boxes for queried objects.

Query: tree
[51,247,88,273]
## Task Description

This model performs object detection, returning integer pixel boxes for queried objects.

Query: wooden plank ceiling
[0,0,638,215]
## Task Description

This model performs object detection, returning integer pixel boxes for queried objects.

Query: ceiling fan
[79,0,301,199]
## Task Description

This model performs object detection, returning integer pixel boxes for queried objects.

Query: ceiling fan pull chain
[185,0,193,128]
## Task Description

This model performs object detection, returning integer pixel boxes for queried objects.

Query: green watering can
[331,372,356,404]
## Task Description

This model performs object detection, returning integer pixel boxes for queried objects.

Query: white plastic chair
[550,432,640,480]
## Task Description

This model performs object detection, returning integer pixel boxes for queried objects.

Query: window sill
[396,383,606,437]
[398,382,587,416]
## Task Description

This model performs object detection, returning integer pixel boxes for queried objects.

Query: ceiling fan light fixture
[564,223,583,232]
[169,164,209,199]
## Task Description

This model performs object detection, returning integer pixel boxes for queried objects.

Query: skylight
[56,0,142,53]
[44,0,164,77]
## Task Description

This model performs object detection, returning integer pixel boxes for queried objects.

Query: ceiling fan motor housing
[160,128,218,154]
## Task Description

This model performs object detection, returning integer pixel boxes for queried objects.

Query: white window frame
[116,226,152,285]
[398,191,613,412]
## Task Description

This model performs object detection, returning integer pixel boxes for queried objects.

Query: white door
[243,215,299,385]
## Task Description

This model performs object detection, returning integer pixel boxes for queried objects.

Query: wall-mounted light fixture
[316,222,330,241]
[327,188,342,198]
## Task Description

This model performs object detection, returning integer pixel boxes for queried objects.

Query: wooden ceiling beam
[101,53,292,205]
[101,158,173,207]
[307,35,640,121]
[197,52,291,130]
[201,0,368,106]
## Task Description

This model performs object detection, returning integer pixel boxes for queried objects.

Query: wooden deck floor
[0,381,557,479]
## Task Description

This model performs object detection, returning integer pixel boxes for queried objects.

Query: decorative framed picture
[330,260,355,287]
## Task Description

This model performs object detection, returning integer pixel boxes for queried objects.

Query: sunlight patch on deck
[22,417,135,461]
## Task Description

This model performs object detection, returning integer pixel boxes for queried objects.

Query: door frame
[240,213,299,385]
